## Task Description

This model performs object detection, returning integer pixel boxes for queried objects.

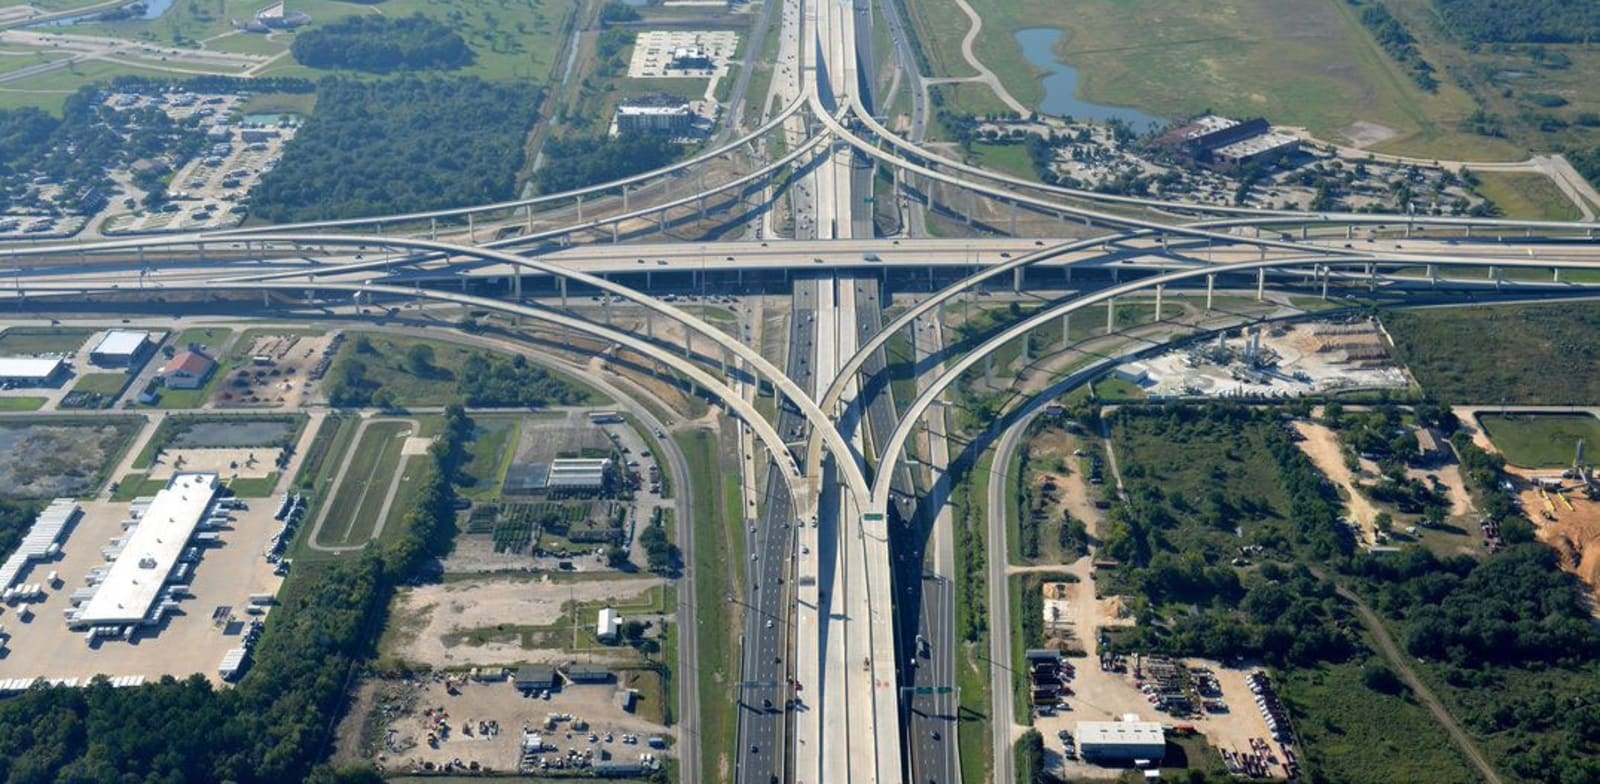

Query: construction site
[1116,319,1410,399]
[1505,435,1600,603]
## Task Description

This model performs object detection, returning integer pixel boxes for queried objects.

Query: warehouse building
[615,101,695,137]
[0,357,67,387]
[0,499,79,591]
[75,473,218,629]
[597,607,622,643]
[89,330,153,367]
[549,458,612,492]
[1076,718,1166,765]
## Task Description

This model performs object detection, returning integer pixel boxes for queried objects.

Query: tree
[621,620,647,644]
[405,343,436,376]
[1361,660,1406,694]
[1374,512,1394,535]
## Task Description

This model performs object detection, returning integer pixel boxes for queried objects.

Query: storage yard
[1115,320,1410,399]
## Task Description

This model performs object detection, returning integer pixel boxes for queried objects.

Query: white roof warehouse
[77,473,218,627]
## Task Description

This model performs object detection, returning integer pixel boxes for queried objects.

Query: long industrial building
[1077,718,1167,764]
[0,498,78,591]
[75,473,218,628]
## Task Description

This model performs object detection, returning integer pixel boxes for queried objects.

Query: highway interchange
[9,0,1600,780]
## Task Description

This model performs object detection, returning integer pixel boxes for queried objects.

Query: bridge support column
[1465,223,1472,238]
[985,353,994,381]
[1154,284,1164,321]
[1321,267,1330,300]
[468,213,476,243]
[658,211,666,231]
[612,224,620,243]
[623,186,630,212]
[646,310,653,339]
[965,190,974,226]
[1009,201,1018,235]
[263,290,270,307]
[1106,297,1116,333]
[137,246,145,266]
[525,205,534,232]
[559,277,567,309]
[1060,312,1070,346]
[1012,267,1022,293]
[1404,221,1412,239]
[1020,329,1030,363]
[430,218,437,240]
[1160,232,1168,252]
[1206,274,1215,310]
[1256,268,1265,301]
[1345,225,1353,240]
[1301,225,1308,240]
[577,196,584,223]
[512,272,522,303]
[196,242,204,264]
[1428,264,1438,286]
[1064,266,1071,285]
[1111,266,1119,283]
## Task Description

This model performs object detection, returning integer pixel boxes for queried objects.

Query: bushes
[535,135,681,193]
[291,15,473,73]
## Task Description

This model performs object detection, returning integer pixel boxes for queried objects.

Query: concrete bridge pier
[1256,268,1265,301]
[1060,312,1070,346]
[1205,273,1215,310]
[1012,267,1023,293]
[430,217,437,240]
[468,213,476,243]
[559,277,568,309]
[1106,297,1116,333]
[1154,283,1164,321]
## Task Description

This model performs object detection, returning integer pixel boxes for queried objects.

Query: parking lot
[0,489,288,685]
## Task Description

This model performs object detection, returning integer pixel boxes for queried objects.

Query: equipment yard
[1118,320,1411,399]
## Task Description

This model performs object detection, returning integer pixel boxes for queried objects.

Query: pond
[1016,27,1165,132]
[30,0,174,27]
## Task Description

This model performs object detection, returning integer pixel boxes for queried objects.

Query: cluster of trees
[639,522,678,574]
[534,135,681,194]
[326,356,381,408]
[251,78,536,221]
[1436,0,1600,44]
[1115,563,1359,666]
[0,406,474,784]
[1350,0,1438,91]
[0,87,206,216]
[457,353,588,408]
[291,14,474,73]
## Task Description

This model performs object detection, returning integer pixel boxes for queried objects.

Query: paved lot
[0,494,287,685]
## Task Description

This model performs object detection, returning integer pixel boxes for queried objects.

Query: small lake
[1016,27,1165,132]
[30,0,174,28]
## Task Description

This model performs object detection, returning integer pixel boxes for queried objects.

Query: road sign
[863,196,876,204]
[913,686,954,695]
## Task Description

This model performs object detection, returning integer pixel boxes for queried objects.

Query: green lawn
[0,397,46,411]
[1383,303,1600,405]
[675,427,742,784]
[1477,413,1600,469]
[0,59,177,113]
[71,372,132,398]
[0,326,92,355]
[1472,171,1584,222]
[312,420,411,548]
[111,472,169,501]
[224,473,280,498]
[970,142,1038,182]
[170,327,232,354]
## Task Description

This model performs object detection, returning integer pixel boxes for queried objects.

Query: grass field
[909,0,1524,159]
[70,372,131,398]
[1384,303,1600,405]
[110,472,169,501]
[0,59,176,113]
[458,417,519,499]
[1279,658,1478,784]
[969,142,1038,181]
[331,332,594,408]
[0,326,92,355]
[170,326,231,354]
[0,397,46,411]
[1472,171,1584,221]
[1477,413,1600,468]
[313,419,411,548]
[675,427,742,784]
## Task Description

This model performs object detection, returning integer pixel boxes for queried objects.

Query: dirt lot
[0,494,287,684]
[338,675,672,776]
[1292,421,1382,544]
[383,575,666,668]
[149,447,281,480]
[215,333,336,408]
[1521,484,1600,605]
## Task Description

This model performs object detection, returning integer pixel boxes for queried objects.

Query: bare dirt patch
[1523,485,1600,604]
[1292,421,1382,544]
[384,575,665,668]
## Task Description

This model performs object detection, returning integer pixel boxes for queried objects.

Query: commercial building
[515,664,557,692]
[90,330,153,367]
[668,46,714,71]
[1077,718,1167,764]
[549,458,612,492]
[616,101,695,137]
[597,607,622,643]
[159,350,217,389]
[0,357,67,386]
[568,664,613,683]
[1211,132,1299,167]
[75,473,218,628]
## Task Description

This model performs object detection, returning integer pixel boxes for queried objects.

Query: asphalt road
[736,278,815,784]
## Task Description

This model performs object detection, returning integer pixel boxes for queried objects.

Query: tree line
[1435,0,1600,44]
[535,135,682,194]
[291,15,474,73]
